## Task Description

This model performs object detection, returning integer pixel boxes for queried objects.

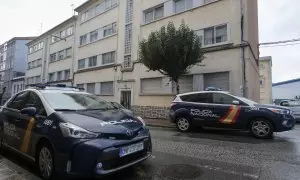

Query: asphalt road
[1,125,300,180]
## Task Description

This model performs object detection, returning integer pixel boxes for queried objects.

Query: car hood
[254,104,290,110]
[56,109,143,134]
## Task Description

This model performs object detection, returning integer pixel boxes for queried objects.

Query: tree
[138,22,204,94]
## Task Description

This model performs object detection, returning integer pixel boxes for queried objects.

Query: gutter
[240,0,247,98]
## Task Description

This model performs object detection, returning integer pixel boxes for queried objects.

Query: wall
[273,82,300,100]
[260,59,272,104]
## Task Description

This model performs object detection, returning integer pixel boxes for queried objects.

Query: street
[1,125,300,180]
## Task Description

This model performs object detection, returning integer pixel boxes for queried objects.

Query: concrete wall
[273,82,300,100]
[260,57,272,104]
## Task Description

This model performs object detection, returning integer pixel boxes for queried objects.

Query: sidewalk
[145,119,176,128]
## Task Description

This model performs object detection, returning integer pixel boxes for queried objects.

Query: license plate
[119,142,144,157]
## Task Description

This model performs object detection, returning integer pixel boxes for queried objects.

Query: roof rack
[28,84,85,91]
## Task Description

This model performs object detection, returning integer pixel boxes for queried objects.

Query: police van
[0,84,151,179]
[169,91,295,138]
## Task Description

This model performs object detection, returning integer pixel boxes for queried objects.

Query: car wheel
[176,117,192,132]
[37,143,55,180]
[250,119,273,139]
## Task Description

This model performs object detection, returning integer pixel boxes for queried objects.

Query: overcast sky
[0,0,299,83]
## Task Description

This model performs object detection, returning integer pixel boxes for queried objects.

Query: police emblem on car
[170,91,295,139]
[0,84,152,179]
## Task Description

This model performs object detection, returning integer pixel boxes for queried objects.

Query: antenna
[40,23,43,35]
[71,4,75,16]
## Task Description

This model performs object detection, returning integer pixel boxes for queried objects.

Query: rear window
[180,93,212,103]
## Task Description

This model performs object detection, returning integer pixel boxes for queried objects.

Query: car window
[6,91,30,110]
[213,93,236,105]
[180,93,212,103]
[27,92,47,116]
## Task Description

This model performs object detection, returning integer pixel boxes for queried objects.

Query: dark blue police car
[170,91,295,139]
[0,85,151,179]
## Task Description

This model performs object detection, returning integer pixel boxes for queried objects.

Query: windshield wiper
[55,109,78,111]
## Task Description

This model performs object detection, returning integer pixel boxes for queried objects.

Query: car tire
[37,142,55,180]
[250,118,274,139]
[176,117,192,132]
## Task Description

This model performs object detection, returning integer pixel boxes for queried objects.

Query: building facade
[72,0,259,119]
[273,79,300,104]
[259,56,272,104]
[0,37,35,103]
[26,16,76,87]
[11,76,25,95]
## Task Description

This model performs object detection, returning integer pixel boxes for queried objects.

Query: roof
[1,37,36,46]
[177,91,230,96]
[12,76,25,81]
[259,56,272,61]
[26,16,77,46]
[75,0,94,12]
[272,78,300,87]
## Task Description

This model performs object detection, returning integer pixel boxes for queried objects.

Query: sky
[0,0,299,83]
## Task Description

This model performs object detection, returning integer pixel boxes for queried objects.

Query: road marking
[20,117,35,153]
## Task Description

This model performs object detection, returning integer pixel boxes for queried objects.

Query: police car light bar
[28,83,85,91]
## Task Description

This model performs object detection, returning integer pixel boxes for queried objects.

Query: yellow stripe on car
[20,117,35,153]
[221,106,239,124]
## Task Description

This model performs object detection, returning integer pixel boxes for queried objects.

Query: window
[216,25,227,43]
[80,35,87,45]
[7,91,30,110]
[28,62,31,69]
[77,84,84,90]
[78,59,86,69]
[67,26,73,36]
[180,93,212,103]
[35,76,41,83]
[28,92,46,116]
[141,77,162,94]
[102,52,115,64]
[96,3,105,14]
[49,73,54,82]
[90,30,98,42]
[175,0,193,13]
[204,27,214,45]
[203,24,228,46]
[87,83,95,94]
[103,23,117,37]
[50,53,57,62]
[124,25,132,54]
[57,71,62,81]
[144,5,164,24]
[212,93,235,105]
[64,70,70,80]
[88,56,97,67]
[105,0,112,9]
[29,47,33,53]
[100,82,114,95]
[58,50,66,60]
[260,77,265,87]
[66,48,72,57]
[60,30,66,38]
[36,59,42,67]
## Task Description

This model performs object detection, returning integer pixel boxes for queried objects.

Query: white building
[11,76,25,95]
[273,78,300,104]
[25,0,260,119]
[26,16,76,86]
[259,56,272,104]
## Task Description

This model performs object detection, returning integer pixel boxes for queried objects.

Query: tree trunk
[175,81,180,95]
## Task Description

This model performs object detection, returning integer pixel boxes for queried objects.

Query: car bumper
[276,114,296,132]
[169,109,176,123]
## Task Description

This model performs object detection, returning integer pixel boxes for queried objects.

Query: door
[2,91,30,149]
[181,92,218,127]
[120,90,131,109]
[204,72,230,91]
[211,92,244,129]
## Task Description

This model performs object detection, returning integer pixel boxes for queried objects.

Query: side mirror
[280,102,290,107]
[20,107,37,117]
[232,100,240,105]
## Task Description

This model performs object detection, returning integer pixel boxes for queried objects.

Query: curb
[146,123,176,129]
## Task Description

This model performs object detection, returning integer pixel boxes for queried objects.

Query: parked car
[280,100,300,122]
[169,91,295,139]
[0,84,151,179]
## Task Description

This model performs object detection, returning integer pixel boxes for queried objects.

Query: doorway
[120,90,132,109]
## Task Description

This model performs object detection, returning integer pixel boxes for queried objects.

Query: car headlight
[137,116,146,127]
[267,108,290,115]
[59,122,98,139]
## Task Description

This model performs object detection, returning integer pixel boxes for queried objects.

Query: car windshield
[42,92,116,111]
[235,96,258,106]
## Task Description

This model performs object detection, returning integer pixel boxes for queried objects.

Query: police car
[169,91,295,139]
[0,85,151,179]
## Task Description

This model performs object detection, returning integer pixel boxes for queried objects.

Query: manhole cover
[161,164,202,179]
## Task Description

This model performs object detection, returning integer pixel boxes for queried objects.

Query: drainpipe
[240,0,247,97]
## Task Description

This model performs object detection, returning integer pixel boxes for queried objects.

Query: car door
[181,92,219,127]
[2,91,30,149]
[211,92,245,129]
